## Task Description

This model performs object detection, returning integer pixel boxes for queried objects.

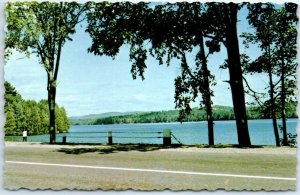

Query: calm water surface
[27,119,298,146]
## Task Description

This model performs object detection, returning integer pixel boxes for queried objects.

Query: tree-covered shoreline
[71,104,297,125]
[4,82,71,136]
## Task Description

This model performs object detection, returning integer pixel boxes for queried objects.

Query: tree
[4,81,25,136]
[222,3,252,147]
[242,3,281,146]
[273,3,298,146]
[56,106,71,133]
[31,106,42,135]
[243,3,297,146]
[22,100,42,135]
[4,82,71,136]
[4,81,22,106]
[202,3,252,146]
[87,2,221,145]
[86,2,252,146]
[4,104,17,136]
[5,2,88,143]
[153,3,218,145]
[38,100,51,134]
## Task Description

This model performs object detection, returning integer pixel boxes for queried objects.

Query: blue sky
[5,5,270,117]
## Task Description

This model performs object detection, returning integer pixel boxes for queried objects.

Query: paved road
[4,143,297,190]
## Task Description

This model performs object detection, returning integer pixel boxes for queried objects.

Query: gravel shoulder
[5,141,297,155]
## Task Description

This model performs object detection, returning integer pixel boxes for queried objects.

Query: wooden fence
[61,129,180,145]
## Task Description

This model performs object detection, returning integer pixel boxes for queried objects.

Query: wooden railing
[61,129,177,145]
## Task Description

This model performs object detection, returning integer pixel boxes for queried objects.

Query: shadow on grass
[199,144,264,149]
[56,144,184,155]
[54,143,264,155]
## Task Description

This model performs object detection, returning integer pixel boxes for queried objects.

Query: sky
[5,4,273,117]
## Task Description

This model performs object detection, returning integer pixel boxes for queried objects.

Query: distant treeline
[4,82,71,136]
[72,105,297,125]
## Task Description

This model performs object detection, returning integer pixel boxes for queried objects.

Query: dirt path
[5,141,296,154]
[4,142,297,190]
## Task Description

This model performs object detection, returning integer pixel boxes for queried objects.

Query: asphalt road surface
[4,142,297,190]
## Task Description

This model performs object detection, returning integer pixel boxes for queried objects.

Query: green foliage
[242,3,298,108]
[285,101,297,118]
[4,104,17,135]
[55,107,71,133]
[273,3,298,105]
[5,1,89,143]
[286,133,297,147]
[86,2,218,119]
[86,2,223,145]
[242,3,298,146]
[279,126,297,148]
[87,2,254,146]
[4,82,71,136]
[5,1,87,62]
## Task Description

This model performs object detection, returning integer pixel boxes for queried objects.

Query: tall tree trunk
[224,3,251,147]
[266,46,280,146]
[199,34,214,145]
[48,77,56,144]
[267,67,280,146]
[278,32,288,146]
[207,104,214,145]
[281,61,288,146]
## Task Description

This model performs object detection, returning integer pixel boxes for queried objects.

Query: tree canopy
[86,2,253,146]
[5,1,88,143]
[242,3,298,146]
[4,82,71,136]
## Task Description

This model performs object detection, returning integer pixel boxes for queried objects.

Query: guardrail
[61,129,181,145]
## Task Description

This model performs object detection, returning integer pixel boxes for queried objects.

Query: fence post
[163,129,171,146]
[62,131,67,144]
[108,131,113,145]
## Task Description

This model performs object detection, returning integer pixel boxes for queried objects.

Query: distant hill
[69,111,144,120]
[91,105,234,125]
[69,111,143,125]
[69,104,297,125]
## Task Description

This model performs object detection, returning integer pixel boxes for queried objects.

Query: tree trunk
[207,105,214,145]
[224,3,251,147]
[267,68,280,146]
[267,46,280,146]
[48,78,56,144]
[281,63,288,146]
[278,33,288,146]
[199,34,214,145]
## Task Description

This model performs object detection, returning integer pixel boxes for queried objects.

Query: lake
[25,119,298,146]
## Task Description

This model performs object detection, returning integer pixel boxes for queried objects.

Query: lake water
[26,119,298,146]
